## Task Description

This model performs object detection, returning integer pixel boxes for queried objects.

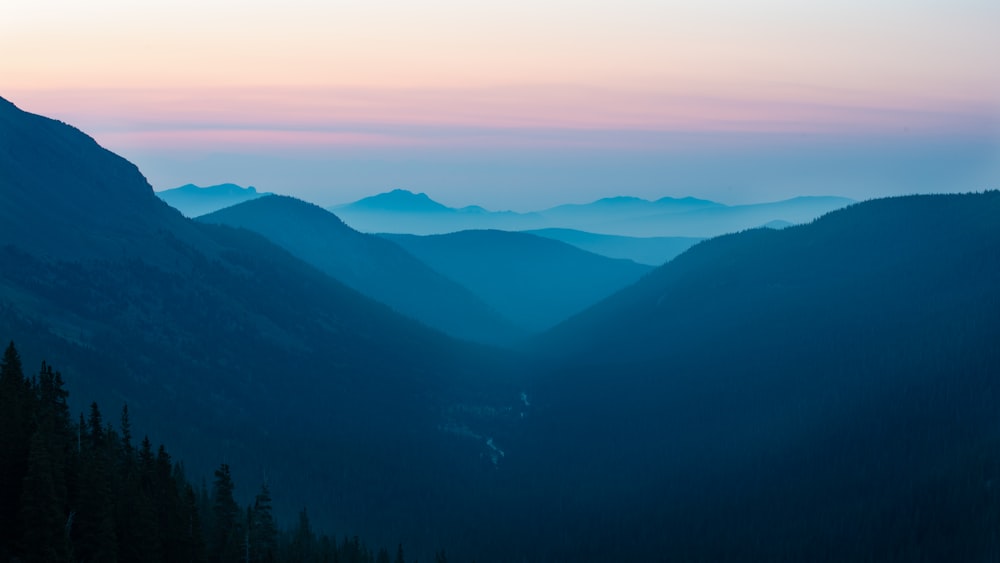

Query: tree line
[0,342,449,563]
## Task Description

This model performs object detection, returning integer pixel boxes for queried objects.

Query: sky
[2,0,999,210]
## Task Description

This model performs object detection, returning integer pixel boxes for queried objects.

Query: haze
[2,0,998,209]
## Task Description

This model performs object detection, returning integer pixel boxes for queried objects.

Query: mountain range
[383,230,653,331]
[0,95,522,559]
[156,183,269,217]
[524,228,703,265]
[197,195,523,345]
[332,188,854,237]
[3,93,999,561]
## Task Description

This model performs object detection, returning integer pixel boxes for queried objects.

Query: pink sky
[2,0,997,208]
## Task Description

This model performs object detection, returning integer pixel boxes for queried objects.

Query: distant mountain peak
[348,189,451,213]
[163,183,259,195]
[349,192,451,213]
[155,183,269,217]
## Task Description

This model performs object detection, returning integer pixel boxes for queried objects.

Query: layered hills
[333,188,853,237]
[383,230,653,331]
[0,96,523,560]
[156,183,269,217]
[198,195,523,345]
[3,93,999,561]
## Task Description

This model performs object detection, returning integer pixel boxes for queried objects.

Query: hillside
[0,96,524,561]
[199,195,523,345]
[383,230,653,331]
[518,192,1000,560]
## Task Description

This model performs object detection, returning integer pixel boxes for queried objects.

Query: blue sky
[2,0,998,209]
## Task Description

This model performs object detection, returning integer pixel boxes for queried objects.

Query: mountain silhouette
[4,93,999,561]
[333,188,852,237]
[382,230,653,331]
[156,183,269,217]
[518,192,1000,560]
[0,95,525,559]
[199,195,524,345]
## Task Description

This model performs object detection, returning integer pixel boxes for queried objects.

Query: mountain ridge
[332,188,853,236]
[198,195,525,345]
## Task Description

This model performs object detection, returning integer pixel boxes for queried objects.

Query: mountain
[198,195,523,345]
[382,230,653,331]
[346,188,452,213]
[333,189,853,237]
[525,228,703,265]
[519,192,1000,560]
[156,183,269,217]
[590,195,857,237]
[0,96,526,560]
[333,189,537,234]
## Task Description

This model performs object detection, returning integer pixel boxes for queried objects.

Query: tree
[211,463,242,563]
[0,341,32,555]
[249,482,278,563]
[74,402,118,562]
[289,509,317,562]
[19,428,72,562]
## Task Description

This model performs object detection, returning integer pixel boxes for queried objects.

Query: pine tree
[211,463,242,563]
[395,543,406,563]
[19,427,72,562]
[249,482,278,563]
[290,509,317,562]
[74,402,118,562]
[179,482,207,563]
[0,342,32,556]
[18,362,76,563]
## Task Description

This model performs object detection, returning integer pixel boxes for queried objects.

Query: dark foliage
[0,345,424,563]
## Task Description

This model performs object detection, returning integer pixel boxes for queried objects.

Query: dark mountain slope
[542,193,1000,362]
[383,230,653,331]
[156,183,269,217]
[0,96,526,561]
[514,192,1000,561]
[0,97,202,260]
[198,195,524,345]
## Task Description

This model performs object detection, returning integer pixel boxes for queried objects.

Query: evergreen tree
[376,547,391,563]
[0,341,32,556]
[290,509,317,562]
[249,482,278,563]
[211,463,242,563]
[395,543,406,563]
[115,428,158,563]
[18,428,72,562]
[74,402,118,562]
[17,362,76,563]
[179,482,207,563]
